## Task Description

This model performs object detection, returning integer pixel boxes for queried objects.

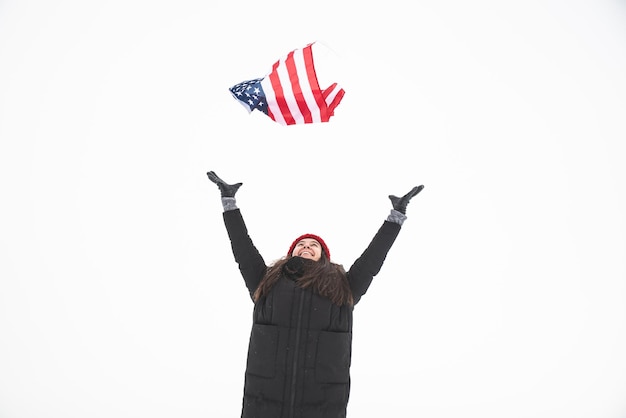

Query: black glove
[207,171,242,198]
[389,185,424,215]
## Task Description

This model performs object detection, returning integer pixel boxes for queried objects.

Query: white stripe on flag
[293,47,322,124]
[324,85,341,108]
[261,77,285,126]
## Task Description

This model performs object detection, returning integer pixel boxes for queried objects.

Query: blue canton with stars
[229,78,268,115]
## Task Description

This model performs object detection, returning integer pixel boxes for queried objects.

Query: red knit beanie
[287,234,331,260]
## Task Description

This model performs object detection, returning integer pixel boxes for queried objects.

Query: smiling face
[291,238,323,261]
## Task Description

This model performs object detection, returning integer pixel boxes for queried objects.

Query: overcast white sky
[1,1,626,417]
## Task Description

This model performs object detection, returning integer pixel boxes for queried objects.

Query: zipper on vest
[288,290,305,418]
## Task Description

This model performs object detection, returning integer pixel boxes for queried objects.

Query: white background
[1,1,626,417]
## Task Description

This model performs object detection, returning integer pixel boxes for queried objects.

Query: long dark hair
[253,255,354,306]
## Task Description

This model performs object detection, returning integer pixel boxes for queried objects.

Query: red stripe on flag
[285,48,313,124]
[302,44,326,123]
[268,59,295,125]
[324,84,345,117]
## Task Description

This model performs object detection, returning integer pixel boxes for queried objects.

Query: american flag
[229,42,345,126]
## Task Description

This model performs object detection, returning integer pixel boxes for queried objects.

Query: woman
[207,171,423,418]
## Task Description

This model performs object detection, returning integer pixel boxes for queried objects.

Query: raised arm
[348,185,424,304]
[207,171,267,299]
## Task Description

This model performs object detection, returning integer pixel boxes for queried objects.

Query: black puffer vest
[222,209,401,418]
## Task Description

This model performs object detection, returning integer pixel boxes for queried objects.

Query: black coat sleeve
[347,220,402,304]
[222,209,268,299]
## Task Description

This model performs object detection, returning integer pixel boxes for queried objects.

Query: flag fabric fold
[229,42,345,126]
